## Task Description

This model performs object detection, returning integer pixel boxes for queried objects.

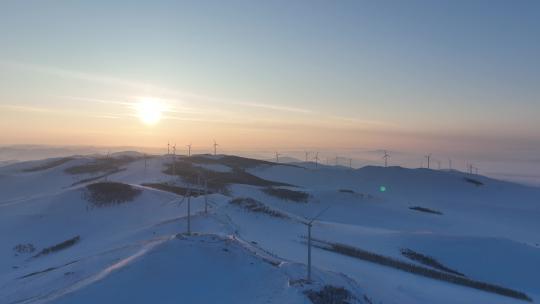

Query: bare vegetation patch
[22,158,74,172]
[142,183,204,197]
[409,206,443,215]
[262,187,309,203]
[65,156,137,175]
[229,197,289,218]
[70,169,124,186]
[188,155,296,169]
[311,238,532,302]
[164,160,291,194]
[18,260,78,279]
[13,243,36,255]
[464,177,484,186]
[83,182,142,207]
[400,248,464,276]
[34,236,80,258]
[304,285,356,304]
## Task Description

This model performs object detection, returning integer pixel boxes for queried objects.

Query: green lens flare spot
[379,186,387,192]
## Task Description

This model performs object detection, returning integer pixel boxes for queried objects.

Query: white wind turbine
[425,153,432,169]
[187,143,192,157]
[383,150,390,167]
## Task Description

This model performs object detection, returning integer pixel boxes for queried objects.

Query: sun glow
[135,98,163,125]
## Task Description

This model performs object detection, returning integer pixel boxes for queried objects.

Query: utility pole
[213,140,218,156]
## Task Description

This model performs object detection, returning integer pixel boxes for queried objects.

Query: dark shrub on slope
[311,238,532,302]
[23,158,74,172]
[65,156,137,175]
[304,285,356,304]
[163,160,291,194]
[142,183,204,197]
[400,248,464,276]
[464,177,484,186]
[409,206,443,215]
[34,236,80,257]
[262,187,309,203]
[84,182,142,207]
[229,197,288,219]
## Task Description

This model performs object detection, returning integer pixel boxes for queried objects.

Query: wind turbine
[167,141,170,155]
[448,158,452,170]
[305,151,310,162]
[275,152,281,163]
[213,140,219,156]
[301,205,332,282]
[187,143,192,157]
[349,158,352,169]
[437,160,441,170]
[335,156,339,166]
[314,152,319,168]
[383,150,390,167]
[425,153,432,169]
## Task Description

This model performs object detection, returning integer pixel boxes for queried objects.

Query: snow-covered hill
[1,153,539,304]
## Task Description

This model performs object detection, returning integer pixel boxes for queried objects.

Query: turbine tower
[144,153,147,171]
[187,143,192,157]
[275,152,280,163]
[467,163,473,174]
[448,158,452,170]
[314,152,319,168]
[213,140,219,156]
[383,150,390,167]
[305,151,310,162]
[302,205,332,282]
[425,153,432,169]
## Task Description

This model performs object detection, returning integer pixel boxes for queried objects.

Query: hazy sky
[1,1,539,162]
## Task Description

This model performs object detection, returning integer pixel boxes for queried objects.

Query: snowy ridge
[0,153,539,303]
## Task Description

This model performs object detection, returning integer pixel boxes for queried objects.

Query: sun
[135,98,163,125]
